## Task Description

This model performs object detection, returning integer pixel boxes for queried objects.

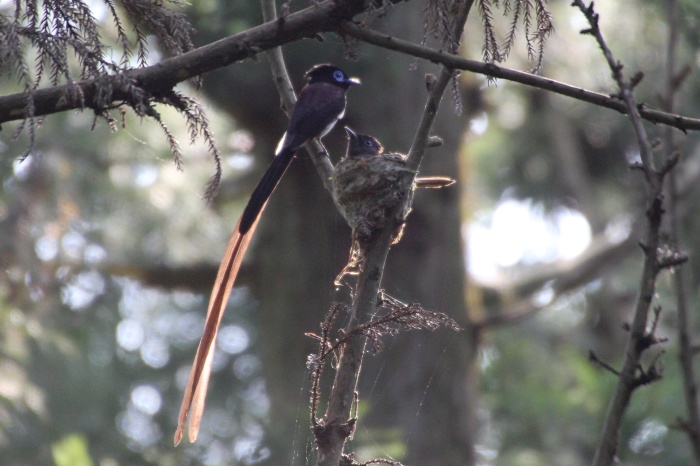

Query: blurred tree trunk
[192,3,476,464]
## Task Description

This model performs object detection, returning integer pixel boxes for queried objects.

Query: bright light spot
[84,244,107,264]
[218,325,249,355]
[12,155,33,179]
[475,443,499,462]
[470,112,488,135]
[131,384,162,415]
[116,409,161,450]
[172,291,202,309]
[35,236,59,261]
[203,439,230,465]
[85,0,107,22]
[556,209,592,259]
[625,148,642,164]
[235,437,267,464]
[174,312,204,345]
[207,409,238,437]
[233,354,261,381]
[540,292,586,328]
[568,12,590,33]
[117,279,166,319]
[605,217,631,243]
[149,185,174,210]
[629,419,667,455]
[490,200,534,266]
[242,379,270,417]
[109,164,131,187]
[175,365,193,390]
[532,284,555,307]
[133,164,158,187]
[210,349,229,373]
[228,130,255,152]
[468,199,592,281]
[140,337,169,368]
[117,319,145,351]
[62,230,87,260]
[227,153,254,171]
[61,270,106,310]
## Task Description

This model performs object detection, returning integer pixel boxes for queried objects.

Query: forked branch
[569,2,672,465]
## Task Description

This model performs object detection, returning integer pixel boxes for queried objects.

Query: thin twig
[589,351,622,377]
[405,1,476,170]
[569,2,669,465]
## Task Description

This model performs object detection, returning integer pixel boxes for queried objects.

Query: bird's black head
[305,64,361,89]
[344,126,384,158]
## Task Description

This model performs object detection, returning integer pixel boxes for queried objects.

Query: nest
[331,153,417,240]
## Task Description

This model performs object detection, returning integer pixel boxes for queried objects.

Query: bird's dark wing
[281,82,346,152]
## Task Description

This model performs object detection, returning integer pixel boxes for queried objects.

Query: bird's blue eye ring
[364,139,373,147]
[333,70,344,82]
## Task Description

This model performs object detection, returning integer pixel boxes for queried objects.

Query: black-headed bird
[175,64,360,445]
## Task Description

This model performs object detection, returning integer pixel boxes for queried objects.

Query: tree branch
[569,2,670,465]
[315,3,475,464]
[405,1,475,169]
[3,1,700,140]
[473,232,637,332]
[315,226,395,466]
[338,22,700,133]
[0,0,372,125]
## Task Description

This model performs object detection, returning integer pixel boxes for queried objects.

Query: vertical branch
[570,2,669,465]
[317,3,475,464]
[663,0,700,459]
[315,227,396,466]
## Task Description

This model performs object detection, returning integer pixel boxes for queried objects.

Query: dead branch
[570,1,671,465]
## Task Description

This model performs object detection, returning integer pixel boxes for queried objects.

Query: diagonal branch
[0,0,373,125]
[473,232,637,332]
[3,1,700,138]
[338,22,700,133]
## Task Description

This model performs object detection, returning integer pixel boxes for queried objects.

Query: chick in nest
[331,127,455,242]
